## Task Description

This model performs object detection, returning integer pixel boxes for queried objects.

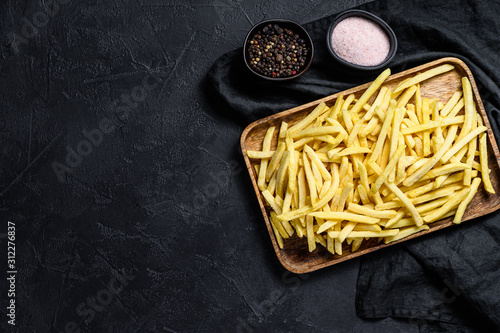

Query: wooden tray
[240,57,500,274]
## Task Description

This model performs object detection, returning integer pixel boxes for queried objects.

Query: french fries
[246,65,495,254]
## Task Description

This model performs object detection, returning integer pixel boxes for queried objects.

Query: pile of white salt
[331,16,390,67]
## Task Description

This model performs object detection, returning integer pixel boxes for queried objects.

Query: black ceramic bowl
[243,19,314,81]
[326,9,397,71]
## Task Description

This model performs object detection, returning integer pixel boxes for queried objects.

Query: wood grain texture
[241,57,500,274]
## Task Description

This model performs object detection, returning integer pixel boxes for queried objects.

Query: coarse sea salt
[331,16,390,67]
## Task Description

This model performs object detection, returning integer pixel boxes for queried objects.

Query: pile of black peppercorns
[247,24,310,78]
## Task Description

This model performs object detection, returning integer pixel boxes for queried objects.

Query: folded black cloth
[206,0,500,331]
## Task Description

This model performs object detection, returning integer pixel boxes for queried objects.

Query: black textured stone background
[0,0,418,332]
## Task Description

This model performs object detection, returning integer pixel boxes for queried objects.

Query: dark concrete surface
[0,0,418,332]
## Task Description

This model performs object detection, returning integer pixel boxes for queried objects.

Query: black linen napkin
[206,0,500,331]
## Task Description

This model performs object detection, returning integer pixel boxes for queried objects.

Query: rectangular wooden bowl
[240,57,500,274]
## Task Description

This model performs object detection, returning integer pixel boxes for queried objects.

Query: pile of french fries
[246,64,495,255]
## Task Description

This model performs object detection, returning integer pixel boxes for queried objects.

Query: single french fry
[334,222,342,255]
[302,153,317,205]
[247,150,275,159]
[458,77,475,142]
[315,234,327,247]
[258,126,275,191]
[441,116,465,127]
[320,180,330,201]
[277,205,313,222]
[415,196,450,214]
[378,139,391,170]
[366,87,389,119]
[414,136,423,157]
[357,161,370,195]
[352,238,363,252]
[406,104,419,124]
[315,135,340,146]
[454,177,482,223]
[357,184,371,205]
[350,68,391,114]
[262,190,282,215]
[348,203,398,219]
[385,217,416,229]
[282,187,293,214]
[479,132,495,193]
[369,100,396,164]
[304,145,332,181]
[347,118,364,147]
[266,170,278,195]
[406,182,435,198]
[331,147,371,158]
[360,116,380,137]
[406,158,429,177]
[306,215,316,252]
[395,149,407,184]
[293,137,314,150]
[286,134,297,194]
[389,108,404,181]
[385,208,407,228]
[384,225,429,243]
[311,156,323,191]
[308,211,380,224]
[288,102,327,134]
[279,121,288,138]
[271,222,284,249]
[396,85,417,108]
[401,121,444,135]
[291,219,305,238]
[327,234,335,254]
[415,83,423,123]
[342,94,356,111]
[330,187,343,212]
[354,223,382,232]
[338,156,349,180]
[317,221,338,234]
[431,101,444,143]
[393,64,454,94]
[292,126,343,140]
[441,91,462,117]
[422,98,431,156]
[329,95,344,119]
[348,230,399,238]
[464,111,478,185]
[372,190,384,206]
[276,151,290,198]
[338,221,357,242]
[342,109,354,133]
[370,122,383,137]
